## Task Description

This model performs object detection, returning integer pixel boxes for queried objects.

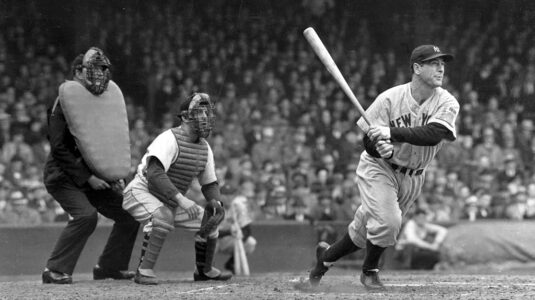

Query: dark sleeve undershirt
[390,122,455,146]
[201,181,221,202]
[146,156,179,201]
[363,135,382,158]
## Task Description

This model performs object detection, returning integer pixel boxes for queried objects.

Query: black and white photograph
[1,0,535,298]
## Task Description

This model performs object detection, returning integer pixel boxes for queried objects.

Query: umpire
[42,47,139,284]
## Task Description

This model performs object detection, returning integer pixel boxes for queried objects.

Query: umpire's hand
[88,175,111,190]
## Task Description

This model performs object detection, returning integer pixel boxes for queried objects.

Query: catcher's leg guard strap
[203,237,218,273]
[138,232,150,268]
[139,207,174,271]
[195,235,207,273]
[195,236,218,273]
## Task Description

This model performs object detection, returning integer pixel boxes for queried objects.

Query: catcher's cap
[178,93,211,117]
[410,45,453,65]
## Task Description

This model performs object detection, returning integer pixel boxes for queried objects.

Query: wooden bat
[232,205,250,276]
[303,27,371,126]
[234,232,250,276]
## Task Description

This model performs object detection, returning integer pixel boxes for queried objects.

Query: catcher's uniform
[123,127,217,231]
[350,82,459,248]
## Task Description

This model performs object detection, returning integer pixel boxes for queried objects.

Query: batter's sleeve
[390,123,454,146]
[356,91,392,132]
[427,97,459,139]
[363,135,382,158]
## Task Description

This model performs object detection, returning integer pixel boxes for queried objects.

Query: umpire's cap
[410,45,453,65]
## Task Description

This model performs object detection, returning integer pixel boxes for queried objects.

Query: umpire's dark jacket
[44,103,92,189]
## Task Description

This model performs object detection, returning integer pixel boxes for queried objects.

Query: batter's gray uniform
[349,82,459,248]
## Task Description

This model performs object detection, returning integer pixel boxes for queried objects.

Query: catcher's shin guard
[194,235,211,273]
[137,233,150,268]
[194,235,231,281]
[138,208,174,271]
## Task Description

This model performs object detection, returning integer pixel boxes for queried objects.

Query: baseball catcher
[123,93,232,285]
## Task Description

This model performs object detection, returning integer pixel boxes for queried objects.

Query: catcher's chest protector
[167,127,208,194]
[59,80,131,181]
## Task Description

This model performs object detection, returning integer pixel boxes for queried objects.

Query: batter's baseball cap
[410,45,453,65]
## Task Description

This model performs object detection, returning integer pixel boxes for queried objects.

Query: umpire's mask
[180,93,215,139]
[82,47,111,95]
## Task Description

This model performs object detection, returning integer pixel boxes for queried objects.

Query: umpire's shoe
[93,265,135,280]
[42,269,72,284]
[360,269,386,291]
[309,241,331,286]
[193,267,232,281]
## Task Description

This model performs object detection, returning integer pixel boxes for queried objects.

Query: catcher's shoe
[93,265,135,280]
[42,269,72,284]
[360,269,386,291]
[193,267,232,281]
[134,269,158,285]
[309,241,331,286]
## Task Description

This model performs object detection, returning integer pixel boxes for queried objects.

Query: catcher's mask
[180,93,215,138]
[81,47,111,95]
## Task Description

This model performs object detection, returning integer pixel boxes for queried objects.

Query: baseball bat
[234,236,242,275]
[303,27,371,126]
[235,235,250,276]
[232,206,250,276]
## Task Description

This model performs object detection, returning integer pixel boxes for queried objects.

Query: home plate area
[2,270,535,299]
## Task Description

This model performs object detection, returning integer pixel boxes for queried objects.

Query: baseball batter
[122,93,232,285]
[308,45,459,290]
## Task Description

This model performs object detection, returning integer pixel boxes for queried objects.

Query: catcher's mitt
[198,199,225,238]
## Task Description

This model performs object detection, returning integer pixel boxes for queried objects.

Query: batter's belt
[389,163,424,176]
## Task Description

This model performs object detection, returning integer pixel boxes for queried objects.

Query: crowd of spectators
[1,0,535,225]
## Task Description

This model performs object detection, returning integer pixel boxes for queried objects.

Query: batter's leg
[356,163,401,291]
[309,232,360,286]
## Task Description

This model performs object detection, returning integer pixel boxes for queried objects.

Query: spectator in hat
[0,190,42,225]
[1,128,34,164]
[496,154,525,192]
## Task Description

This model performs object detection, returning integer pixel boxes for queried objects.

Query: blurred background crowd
[1,0,535,226]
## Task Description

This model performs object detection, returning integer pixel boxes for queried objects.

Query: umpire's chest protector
[59,80,131,181]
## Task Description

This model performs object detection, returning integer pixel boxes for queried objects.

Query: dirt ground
[1,268,534,300]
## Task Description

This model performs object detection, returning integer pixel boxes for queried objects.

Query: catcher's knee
[150,206,175,234]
